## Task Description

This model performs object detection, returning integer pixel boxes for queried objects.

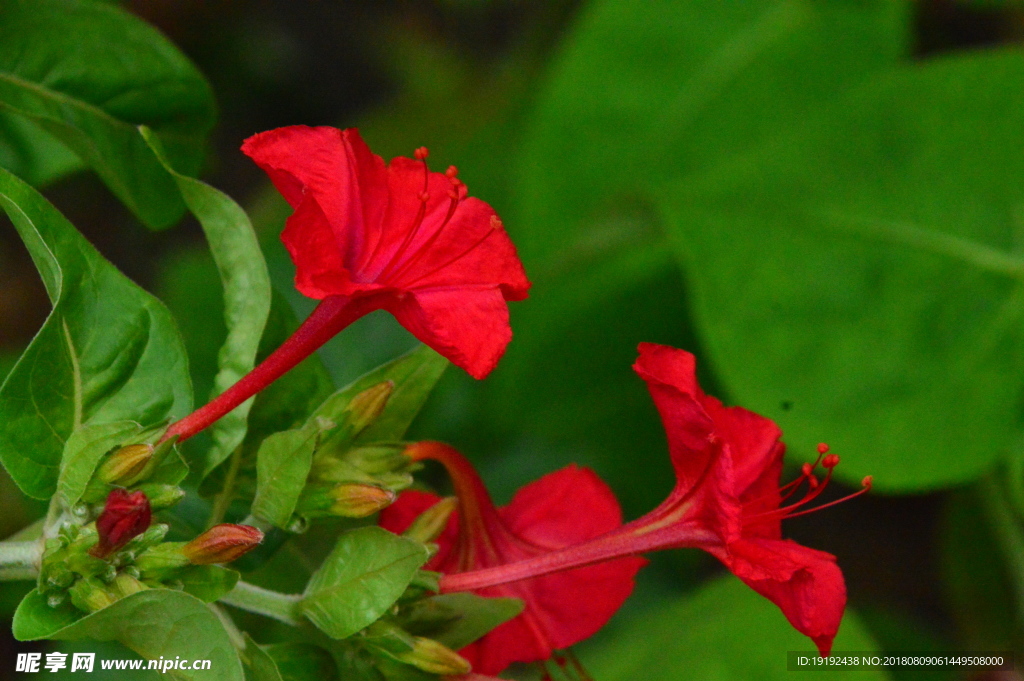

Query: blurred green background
[3,0,1024,678]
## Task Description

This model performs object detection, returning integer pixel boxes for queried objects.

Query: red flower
[164,127,529,443]
[438,344,869,658]
[380,442,645,675]
[90,489,152,558]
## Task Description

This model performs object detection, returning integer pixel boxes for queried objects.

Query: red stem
[162,295,372,444]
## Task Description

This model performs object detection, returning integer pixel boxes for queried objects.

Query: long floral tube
[163,294,374,443]
[440,519,717,592]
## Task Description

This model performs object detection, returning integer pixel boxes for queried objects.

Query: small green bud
[135,543,189,578]
[403,497,457,544]
[109,572,148,599]
[347,381,394,433]
[95,444,154,486]
[393,637,471,676]
[297,483,396,518]
[134,484,186,509]
[69,577,116,613]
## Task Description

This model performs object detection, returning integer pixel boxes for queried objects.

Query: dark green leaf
[582,576,890,681]
[661,50,1024,490]
[142,128,272,478]
[0,0,215,228]
[301,527,429,639]
[177,565,240,603]
[16,590,243,680]
[264,643,339,681]
[251,427,319,528]
[0,113,82,187]
[0,167,192,499]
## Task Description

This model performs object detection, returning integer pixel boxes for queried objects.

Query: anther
[817,443,830,454]
[861,476,873,489]
[822,454,840,469]
[418,191,430,203]
[415,147,429,161]
[446,165,458,178]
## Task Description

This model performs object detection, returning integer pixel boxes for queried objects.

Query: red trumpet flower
[164,127,529,444]
[381,443,644,675]
[392,344,868,670]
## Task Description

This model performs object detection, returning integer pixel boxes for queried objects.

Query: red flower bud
[90,489,152,558]
[181,524,263,564]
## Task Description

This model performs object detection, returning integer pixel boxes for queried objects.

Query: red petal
[390,288,513,380]
[632,344,718,499]
[720,538,846,656]
[241,126,389,293]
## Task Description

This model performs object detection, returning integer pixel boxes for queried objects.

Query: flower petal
[633,344,717,497]
[391,287,513,380]
[721,538,846,656]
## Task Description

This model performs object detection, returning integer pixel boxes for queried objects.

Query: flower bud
[95,444,154,486]
[181,524,263,565]
[347,381,393,433]
[90,490,152,559]
[330,484,396,517]
[134,483,186,509]
[109,572,148,599]
[393,637,471,676]
[69,577,116,613]
[298,483,396,518]
[402,497,457,544]
[134,543,189,577]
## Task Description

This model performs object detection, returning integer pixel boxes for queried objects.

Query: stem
[218,580,303,626]
[163,295,374,444]
[0,540,42,580]
[208,446,244,529]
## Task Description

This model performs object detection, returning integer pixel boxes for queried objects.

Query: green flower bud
[347,381,393,434]
[297,483,396,518]
[95,444,154,486]
[134,484,186,509]
[393,637,471,676]
[402,497,457,544]
[109,572,148,599]
[134,543,189,578]
[69,577,116,613]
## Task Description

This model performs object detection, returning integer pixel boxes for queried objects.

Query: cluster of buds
[282,381,418,524]
[80,439,180,506]
[357,612,471,676]
[39,488,263,615]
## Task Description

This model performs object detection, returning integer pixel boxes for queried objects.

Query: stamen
[743,447,869,526]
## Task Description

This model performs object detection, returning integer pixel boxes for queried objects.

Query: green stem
[208,445,245,529]
[219,580,303,626]
[979,476,1024,627]
[0,539,42,580]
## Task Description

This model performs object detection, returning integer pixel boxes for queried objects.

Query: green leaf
[142,128,272,478]
[251,427,319,528]
[242,633,284,681]
[311,344,448,446]
[0,167,192,499]
[0,0,216,228]
[582,576,890,681]
[404,593,524,651]
[513,0,906,260]
[661,50,1024,490]
[18,590,243,680]
[301,527,429,639]
[0,113,82,187]
[12,589,83,639]
[57,420,146,509]
[264,643,339,681]
[177,565,240,603]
